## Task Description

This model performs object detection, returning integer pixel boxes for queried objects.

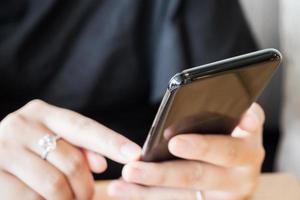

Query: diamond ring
[38,135,61,160]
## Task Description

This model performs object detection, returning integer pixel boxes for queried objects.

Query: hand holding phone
[109,49,280,200]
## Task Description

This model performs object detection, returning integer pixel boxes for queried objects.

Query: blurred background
[240,0,282,172]
[240,0,300,176]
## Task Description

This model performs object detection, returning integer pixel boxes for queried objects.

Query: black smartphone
[142,49,282,162]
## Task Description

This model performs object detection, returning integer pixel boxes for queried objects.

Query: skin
[0,99,142,200]
[108,103,265,200]
[0,99,265,200]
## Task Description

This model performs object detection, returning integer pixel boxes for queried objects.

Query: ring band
[196,191,205,200]
[38,135,60,160]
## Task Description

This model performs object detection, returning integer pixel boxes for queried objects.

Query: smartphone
[142,48,282,162]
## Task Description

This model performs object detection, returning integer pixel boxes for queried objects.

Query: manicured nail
[120,143,141,161]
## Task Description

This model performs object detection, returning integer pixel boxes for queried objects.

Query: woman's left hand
[107,103,265,200]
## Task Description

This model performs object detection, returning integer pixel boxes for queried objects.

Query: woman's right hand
[0,99,142,200]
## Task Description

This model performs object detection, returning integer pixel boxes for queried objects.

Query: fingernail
[244,106,261,132]
[120,143,141,161]
[252,105,264,124]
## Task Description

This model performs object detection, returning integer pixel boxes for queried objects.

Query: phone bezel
[168,48,282,91]
[142,48,282,162]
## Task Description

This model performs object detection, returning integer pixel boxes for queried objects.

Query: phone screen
[142,49,281,162]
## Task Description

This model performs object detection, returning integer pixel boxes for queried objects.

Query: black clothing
[0,0,256,179]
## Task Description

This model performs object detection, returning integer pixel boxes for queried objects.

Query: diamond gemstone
[38,135,57,151]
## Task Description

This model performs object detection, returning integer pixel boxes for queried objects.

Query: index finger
[19,100,141,164]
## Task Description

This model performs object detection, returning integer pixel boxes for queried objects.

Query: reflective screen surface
[142,49,281,162]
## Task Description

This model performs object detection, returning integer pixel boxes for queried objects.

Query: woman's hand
[0,99,141,200]
[108,103,265,200]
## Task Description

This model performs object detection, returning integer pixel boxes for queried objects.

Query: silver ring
[196,191,205,200]
[38,135,60,160]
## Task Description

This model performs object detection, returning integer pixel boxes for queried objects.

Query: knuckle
[224,139,240,165]
[257,147,266,163]
[239,182,256,198]
[26,99,46,109]
[83,186,94,200]
[150,164,166,185]
[0,140,9,162]
[65,153,85,177]
[250,145,265,166]
[227,142,238,164]
[1,112,24,127]
[157,175,167,187]
[66,113,93,132]
[0,113,25,134]
[235,171,259,198]
[197,137,210,159]
[185,163,203,188]
[0,139,5,150]
[46,173,66,196]
[24,99,46,112]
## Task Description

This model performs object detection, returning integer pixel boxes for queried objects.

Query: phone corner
[168,73,188,91]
